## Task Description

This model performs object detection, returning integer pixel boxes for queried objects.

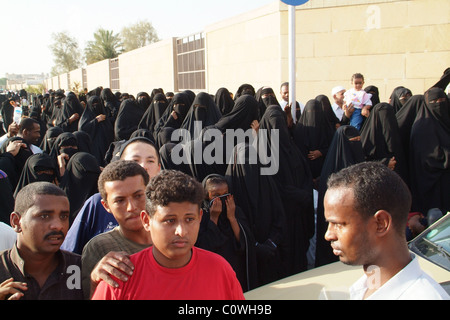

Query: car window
[409,214,450,272]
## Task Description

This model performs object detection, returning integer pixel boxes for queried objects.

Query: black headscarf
[225,143,287,286]
[78,95,115,166]
[364,85,380,106]
[100,88,120,121]
[294,99,334,179]
[114,93,149,141]
[214,95,259,133]
[73,131,93,154]
[316,94,339,132]
[54,92,84,132]
[0,137,34,190]
[1,98,14,133]
[59,152,101,226]
[13,153,57,198]
[49,132,79,180]
[138,93,168,134]
[40,126,64,154]
[255,87,279,120]
[214,88,234,116]
[389,86,413,114]
[408,87,450,215]
[258,104,315,275]
[360,102,408,183]
[234,84,255,100]
[314,125,365,267]
[180,92,222,140]
[154,92,193,148]
[0,170,14,225]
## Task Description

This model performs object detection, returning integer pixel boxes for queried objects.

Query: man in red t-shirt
[92,170,245,300]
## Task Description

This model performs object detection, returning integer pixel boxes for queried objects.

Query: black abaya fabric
[0,169,14,225]
[225,143,287,286]
[180,92,222,140]
[13,153,57,197]
[138,93,168,134]
[315,125,365,267]
[153,92,192,148]
[40,126,64,154]
[389,86,412,114]
[54,92,84,132]
[258,104,315,275]
[114,94,149,141]
[294,99,334,179]
[408,87,450,215]
[0,137,34,190]
[78,96,115,166]
[59,152,101,226]
[214,88,234,116]
[360,102,408,183]
[214,95,259,133]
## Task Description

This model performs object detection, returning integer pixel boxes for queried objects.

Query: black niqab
[59,152,101,225]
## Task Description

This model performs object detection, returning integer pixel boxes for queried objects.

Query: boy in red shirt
[92,170,245,300]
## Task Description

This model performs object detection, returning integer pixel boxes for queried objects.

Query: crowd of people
[0,67,449,300]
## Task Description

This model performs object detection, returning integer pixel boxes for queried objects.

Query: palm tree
[85,28,123,65]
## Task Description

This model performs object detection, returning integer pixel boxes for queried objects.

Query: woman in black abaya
[389,86,412,114]
[78,95,115,166]
[314,125,365,267]
[114,92,150,141]
[180,92,222,140]
[294,99,334,182]
[60,152,101,226]
[215,87,234,116]
[100,88,121,122]
[138,93,169,134]
[154,92,192,148]
[226,143,287,286]
[258,103,315,275]
[54,92,84,133]
[360,102,408,183]
[13,153,57,197]
[408,87,450,215]
[40,126,63,154]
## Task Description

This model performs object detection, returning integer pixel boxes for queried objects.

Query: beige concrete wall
[85,59,110,91]
[279,0,450,104]
[205,2,284,96]
[59,73,70,91]
[69,68,84,92]
[119,38,177,95]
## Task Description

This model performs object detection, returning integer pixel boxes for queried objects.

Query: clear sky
[0,0,276,77]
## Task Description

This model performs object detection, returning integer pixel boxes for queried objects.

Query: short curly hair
[98,160,149,201]
[145,170,205,216]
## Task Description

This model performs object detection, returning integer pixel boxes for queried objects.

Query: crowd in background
[0,67,449,292]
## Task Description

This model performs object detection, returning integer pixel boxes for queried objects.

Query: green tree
[120,20,160,52]
[49,31,81,76]
[85,28,123,65]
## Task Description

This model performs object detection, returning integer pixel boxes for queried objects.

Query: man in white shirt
[323,162,449,300]
[331,86,346,121]
[280,82,305,124]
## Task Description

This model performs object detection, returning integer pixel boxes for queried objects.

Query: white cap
[332,86,346,96]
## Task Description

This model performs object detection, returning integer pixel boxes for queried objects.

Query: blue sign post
[280,0,309,115]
